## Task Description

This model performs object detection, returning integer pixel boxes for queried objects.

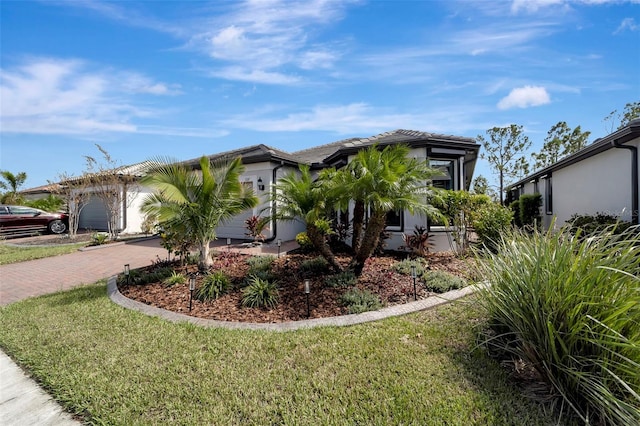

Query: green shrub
[325,271,357,288]
[568,212,633,237]
[243,269,275,286]
[90,232,109,246]
[299,256,330,274]
[421,270,466,293]
[246,255,275,273]
[295,232,314,251]
[393,258,428,276]
[477,226,640,426]
[163,271,186,287]
[508,200,521,227]
[473,203,513,253]
[518,194,542,229]
[340,289,382,314]
[242,276,279,308]
[196,271,231,301]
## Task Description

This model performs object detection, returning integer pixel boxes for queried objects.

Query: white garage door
[79,197,109,231]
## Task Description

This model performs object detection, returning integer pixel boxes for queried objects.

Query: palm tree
[0,170,27,204]
[335,144,442,275]
[140,156,258,270]
[270,164,343,272]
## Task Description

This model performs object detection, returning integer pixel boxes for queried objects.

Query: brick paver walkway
[0,238,166,306]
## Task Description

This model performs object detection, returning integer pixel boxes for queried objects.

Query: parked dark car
[0,205,68,236]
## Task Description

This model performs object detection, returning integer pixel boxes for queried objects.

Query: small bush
[163,271,186,287]
[299,256,330,274]
[90,232,109,246]
[509,200,521,227]
[196,271,231,301]
[569,212,633,237]
[325,271,357,288]
[393,258,428,276]
[473,202,513,253]
[246,255,275,273]
[477,226,640,425]
[340,289,382,314]
[519,194,542,229]
[295,232,314,251]
[421,270,466,293]
[243,269,275,286]
[242,276,279,308]
[402,226,433,256]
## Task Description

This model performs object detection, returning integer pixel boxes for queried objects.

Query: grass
[0,283,556,425]
[0,243,85,265]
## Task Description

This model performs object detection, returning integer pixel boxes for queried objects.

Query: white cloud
[497,86,551,109]
[511,0,640,14]
[0,57,212,137]
[614,17,639,34]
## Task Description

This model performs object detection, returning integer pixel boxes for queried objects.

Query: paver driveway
[0,238,166,306]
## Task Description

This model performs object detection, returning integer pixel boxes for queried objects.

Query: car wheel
[48,220,67,234]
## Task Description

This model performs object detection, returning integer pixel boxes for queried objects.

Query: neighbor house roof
[183,144,300,168]
[19,182,64,195]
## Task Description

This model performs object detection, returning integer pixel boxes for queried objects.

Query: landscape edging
[107,277,479,332]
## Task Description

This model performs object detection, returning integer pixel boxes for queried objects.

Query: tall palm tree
[0,170,27,204]
[335,144,442,275]
[140,156,258,270]
[270,164,343,272]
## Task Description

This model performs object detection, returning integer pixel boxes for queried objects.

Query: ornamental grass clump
[242,276,279,308]
[195,271,231,301]
[476,225,640,426]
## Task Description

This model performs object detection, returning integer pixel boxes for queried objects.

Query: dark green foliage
[25,194,65,212]
[339,288,382,314]
[422,270,467,293]
[196,271,231,301]
[473,203,513,253]
[518,194,542,228]
[241,276,279,308]
[325,271,357,288]
[163,271,186,287]
[393,258,428,276]
[569,213,633,237]
[299,256,330,274]
[509,200,521,227]
[90,232,109,246]
[246,255,275,273]
[243,269,276,286]
[118,266,173,286]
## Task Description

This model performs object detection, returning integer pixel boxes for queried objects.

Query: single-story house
[24,129,481,251]
[507,118,639,229]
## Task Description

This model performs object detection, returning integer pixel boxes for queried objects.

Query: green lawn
[0,284,556,425]
[0,243,85,265]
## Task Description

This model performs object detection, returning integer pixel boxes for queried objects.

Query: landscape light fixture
[226,238,231,251]
[304,279,311,318]
[189,275,196,312]
[124,264,130,285]
[277,239,282,257]
[411,264,417,301]
[257,177,265,191]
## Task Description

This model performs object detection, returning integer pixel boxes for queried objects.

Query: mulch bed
[119,250,476,323]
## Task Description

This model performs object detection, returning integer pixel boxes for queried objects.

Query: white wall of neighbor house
[551,142,636,226]
[122,185,153,234]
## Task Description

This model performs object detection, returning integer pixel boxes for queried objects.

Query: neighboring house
[508,118,640,229]
[20,129,481,251]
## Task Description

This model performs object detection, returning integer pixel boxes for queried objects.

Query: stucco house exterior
[26,129,480,251]
[507,118,639,229]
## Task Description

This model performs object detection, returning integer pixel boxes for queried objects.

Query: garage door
[79,197,109,231]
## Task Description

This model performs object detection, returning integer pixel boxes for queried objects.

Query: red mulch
[119,250,475,323]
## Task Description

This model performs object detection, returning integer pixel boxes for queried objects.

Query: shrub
[242,276,279,308]
[473,203,513,253]
[245,215,269,241]
[401,226,433,257]
[243,269,276,286]
[569,212,633,237]
[509,200,521,227]
[295,232,314,251]
[476,226,640,426]
[393,258,428,276]
[421,270,467,293]
[246,255,275,273]
[299,256,330,274]
[518,194,542,229]
[340,289,382,314]
[325,271,357,288]
[196,271,231,301]
[163,271,186,287]
[90,232,109,246]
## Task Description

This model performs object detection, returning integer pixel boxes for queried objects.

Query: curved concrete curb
[107,276,479,332]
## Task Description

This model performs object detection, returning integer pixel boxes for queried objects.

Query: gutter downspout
[264,161,286,243]
[612,138,639,224]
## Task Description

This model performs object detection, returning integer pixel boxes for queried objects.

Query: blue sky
[1,0,639,191]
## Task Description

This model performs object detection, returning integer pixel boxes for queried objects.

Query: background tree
[471,175,498,201]
[478,125,532,205]
[141,156,258,270]
[532,121,590,170]
[84,144,138,240]
[603,101,640,132]
[0,170,27,204]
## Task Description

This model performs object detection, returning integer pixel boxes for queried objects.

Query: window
[385,209,403,230]
[545,176,553,214]
[429,159,455,190]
